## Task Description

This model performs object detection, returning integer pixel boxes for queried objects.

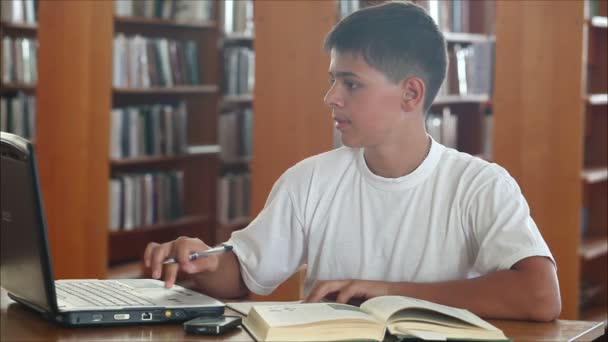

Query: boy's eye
[328,76,335,84]
[344,80,359,89]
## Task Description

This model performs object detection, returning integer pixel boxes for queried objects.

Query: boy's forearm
[387,257,561,321]
[191,251,249,299]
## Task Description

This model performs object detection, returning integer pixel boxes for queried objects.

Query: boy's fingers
[163,264,179,288]
[305,280,347,303]
[143,242,160,268]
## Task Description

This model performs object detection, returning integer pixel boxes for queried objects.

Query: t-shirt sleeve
[226,172,306,295]
[468,166,555,274]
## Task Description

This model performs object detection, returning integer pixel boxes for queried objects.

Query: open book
[242,296,509,341]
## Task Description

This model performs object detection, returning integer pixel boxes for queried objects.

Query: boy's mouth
[333,117,351,130]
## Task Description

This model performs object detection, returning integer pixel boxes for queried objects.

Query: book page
[250,303,380,327]
[361,296,499,331]
[227,301,302,315]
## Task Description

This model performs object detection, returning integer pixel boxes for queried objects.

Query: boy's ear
[400,77,425,112]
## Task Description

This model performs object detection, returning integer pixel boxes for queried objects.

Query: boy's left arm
[305,255,561,321]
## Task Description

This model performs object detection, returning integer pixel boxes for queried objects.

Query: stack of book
[217,172,251,225]
[109,170,184,231]
[219,108,253,162]
[418,0,494,34]
[113,35,201,88]
[426,107,458,149]
[1,37,37,85]
[115,0,214,22]
[1,0,37,24]
[438,41,495,97]
[223,0,253,35]
[0,92,35,139]
[110,102,188,159]
[223,47,254,96]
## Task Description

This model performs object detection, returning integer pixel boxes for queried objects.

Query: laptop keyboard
[56,280,155,307]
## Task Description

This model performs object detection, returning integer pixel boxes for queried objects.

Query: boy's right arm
[143,237,249,299]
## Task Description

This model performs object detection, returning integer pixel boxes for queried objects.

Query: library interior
[0,0,606,341]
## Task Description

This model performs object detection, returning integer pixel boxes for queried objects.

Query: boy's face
[325,49,406,148]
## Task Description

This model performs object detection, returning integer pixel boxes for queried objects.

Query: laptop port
[141,312,152,321]
[91,314,103,322]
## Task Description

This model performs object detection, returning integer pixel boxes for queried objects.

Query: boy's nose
[324,87,343,108]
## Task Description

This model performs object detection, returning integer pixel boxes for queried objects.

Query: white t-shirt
[228,138,554,296]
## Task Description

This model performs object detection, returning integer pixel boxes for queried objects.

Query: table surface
[1,288,605,341]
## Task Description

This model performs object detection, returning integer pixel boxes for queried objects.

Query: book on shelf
[426,107,458,149]
[114,0,214,22]
[440,41,494,97]
[0,92,35,140]
[110,102,188,159]
[223,47,255,95]
[109,170,185,232]
[242,295,508,342]
[219,108,253,161]
[1,0,36,24]
[217,172,251,225]
[1,36,37,85]
[113,34,201,89]
[223,0,253,35]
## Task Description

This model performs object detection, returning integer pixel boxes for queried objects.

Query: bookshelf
[0,0,38,141]
[494,0,607,321]
[216,0,255,236]
[31,0,221,279]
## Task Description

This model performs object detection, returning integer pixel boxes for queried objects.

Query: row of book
[109,170,184,231]
[2,37,37,85]
[114,0,214,23]
[425,107,493,156]
[338,0,360,19]
[223,47,254,96]
[113,34,201,89]
[223,0,253,35]
[217,172,251,225]
[419,0,484,33]
[0,92,35,140]
[219,108,253,163]
[1,0,37,24]
[110,102,188,159]
[438,41,495,97]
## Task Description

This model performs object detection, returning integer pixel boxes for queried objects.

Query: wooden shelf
[224,32,254,42]
[582,167,608,184]
[433,94,490,105]
[221,156,252,166]
[114,16,215,30]
[589,16,608,29]
[580,237,608,260]
[113,85,218,95]
[587,94,608,105]
[222,94,253,105]
[0,83,36,93]
[110,152,218,168]
[0,21,37,35]
[220,217,252,231]
[444,32,495,44]
[109,215,211,264]
[107,260,144,279]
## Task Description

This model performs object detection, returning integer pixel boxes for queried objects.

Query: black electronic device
[183,315,242,335]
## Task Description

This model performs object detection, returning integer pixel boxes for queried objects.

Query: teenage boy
[144,1,561,321]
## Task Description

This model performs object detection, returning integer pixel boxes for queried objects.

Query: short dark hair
[324,1,447,113]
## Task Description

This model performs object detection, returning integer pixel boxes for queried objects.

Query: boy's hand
[143,237,220,289]
[305,280,389,304]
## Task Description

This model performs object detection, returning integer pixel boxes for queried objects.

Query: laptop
[0,131,225,326]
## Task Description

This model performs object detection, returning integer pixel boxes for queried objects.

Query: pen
[162,244,233,265]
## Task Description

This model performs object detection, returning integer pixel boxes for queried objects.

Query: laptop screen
[0,132,56,312]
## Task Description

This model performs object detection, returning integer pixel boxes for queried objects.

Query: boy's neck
[363,128,431,179]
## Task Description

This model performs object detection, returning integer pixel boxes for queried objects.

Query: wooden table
[1,288,605,341]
